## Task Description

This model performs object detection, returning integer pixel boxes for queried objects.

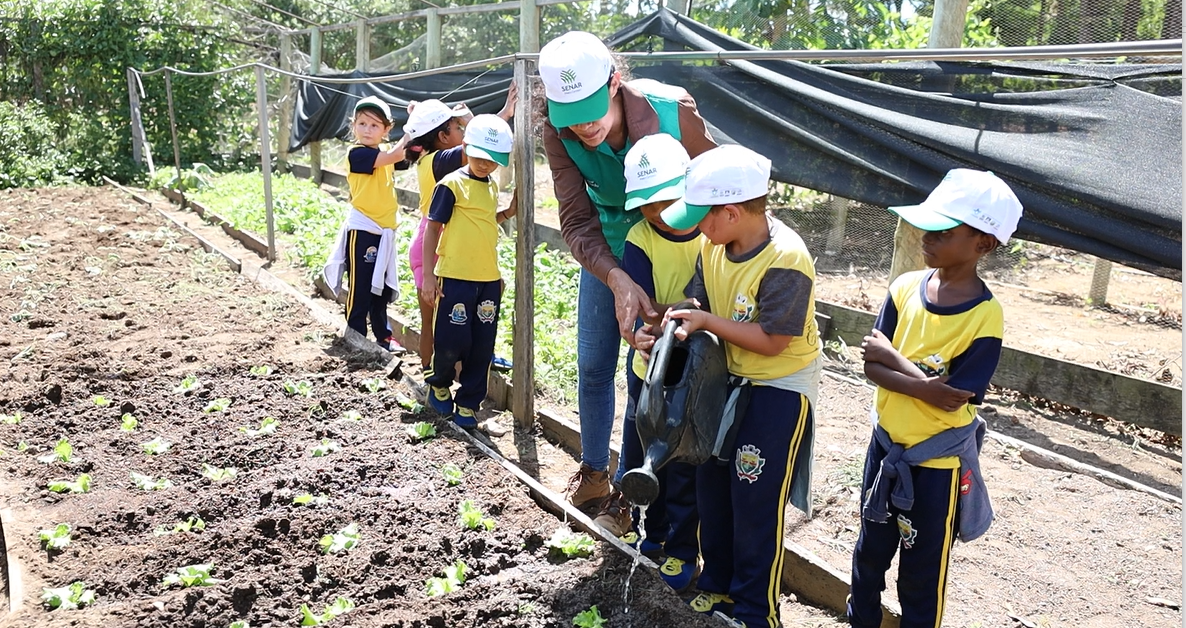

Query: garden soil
[0,187,724,628]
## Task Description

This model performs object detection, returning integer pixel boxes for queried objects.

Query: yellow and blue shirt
[347,144,398,229]
[685,217,821,381]
[427,168,501,282]
[873,269,1004,468]
[622,221,705,378]
[416,146,465,217]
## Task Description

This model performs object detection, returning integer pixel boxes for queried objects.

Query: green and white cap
[888,169,1023,244]
[624,134,689,211]
[538,31,615,128]
[403,99,454,139]
[354,96,392,123]
[463,114,513,167]
[661,145,772,231]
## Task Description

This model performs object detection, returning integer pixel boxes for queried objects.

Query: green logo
[560,69,578,85]
[638,154,650,168]
[487,127,499,139]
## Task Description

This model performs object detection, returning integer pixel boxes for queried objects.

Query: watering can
[619,303,729,506]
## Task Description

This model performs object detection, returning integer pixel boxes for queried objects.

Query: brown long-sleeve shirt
[544,80,716,284]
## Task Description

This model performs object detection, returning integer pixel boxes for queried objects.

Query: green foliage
[319,522,360,554]
[424,560,468,597]
[340,409,363,422]
[120,413,139,432]
[40,581,95,610]
[203,397,232,413]
[440,463,464,486]
[572,606,607,628]
[141,437,172,455]
[282,379,315,397]
[240,416,278,437]
[0,102,69,188]
[229,621,251,628]
[360,377,386,393]
[91,395,111,407]
[131,472,173,491]
[457,500,495,531]
[310,438,340,457]
[299,596,355,626]
[47,473,91,494]
[38,523,72,550]
[201,463,238,481]
[174,375,202,394]
[406,422,436,441]
[38,438,73,464]
[249,364,273,376]
[154,516,206,536]
[546,528,595,559]
[0,411,21,424]
[162,563,221,588]
[293,492,329,507]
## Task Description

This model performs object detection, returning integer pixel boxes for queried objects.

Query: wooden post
[824,194,849,255]
[164,70,183,198]
[519,0,539,53]
[511,58,536,428]
[355,19,371,71]
[255,65,277,263]
[888,0,970,282]
[426,10,442,69]
[126,68,155,175]
[1089,257,1112,305]
[309,27,324,185]
[277,33,293,173]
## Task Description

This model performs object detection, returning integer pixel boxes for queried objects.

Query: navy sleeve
[683,255,710,312]
[622,241,656,300]
[427,184,457,224]
[348,146,379,174]
[755,267,813,336]
[872,291,898,339]
[945,337,1003,405]
[432,146,465,181]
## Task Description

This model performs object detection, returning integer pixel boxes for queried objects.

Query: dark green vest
[559,83,682,259]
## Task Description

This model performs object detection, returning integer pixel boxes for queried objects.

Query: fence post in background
[888,0,969,282]
[277,33,293,174]
[1089,257,1112,305]
[511,58,536,428]
[519,0,539,53]
[426,10,442,69]
[355,19,371,71]
[255,65,277,263]
[665,0,690,15]
[127,69,142,165]
[164,70,183,201]
[824,194,849,256]
[309,26,324,185]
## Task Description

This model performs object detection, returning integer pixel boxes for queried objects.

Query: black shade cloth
[291,10,1182,278]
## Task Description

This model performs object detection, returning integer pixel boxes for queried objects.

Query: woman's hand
[606,268,658,343]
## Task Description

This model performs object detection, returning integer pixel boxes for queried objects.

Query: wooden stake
[511,58,536,428]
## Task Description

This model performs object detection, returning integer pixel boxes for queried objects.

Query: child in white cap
[419,114,517,428]
[848,169,1022,628]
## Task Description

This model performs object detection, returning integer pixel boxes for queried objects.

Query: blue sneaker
[659,556,699,593]
[452,406,478,428]
[427,386,453,415]
[689,591,734,616]
[618,530,665,560]
[491,355,513,372]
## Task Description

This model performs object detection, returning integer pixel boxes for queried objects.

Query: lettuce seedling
[174,375,201,394]
[249,365,272,376]
[229,621,250,628]
[546,528,595,559]
[441,463,463,486]
[395,392,424,414]
[457,500,495,531]
[120,413,138,432]
[572,605,607,628]
[38,523,71,550]
[299,596,355,626]
[91,395,111,407]
[340,410,363,422]
[282,380,314,397]
[240,416,277,437]
[318,522,360,554]
[141,437,172,455]
[162,563,222,588]
[201,464,238,482]
[18,441,28,452]
[131,472,173,491]
[203,398,232,413]
[41,581,95,610]
[310,438,340,457]
[360,377,386,393]
[47,474,91,494]
[293,493,329,507]
[406,422,436,441]
[0,411,21,424]
[38,438,73,464]
[154,516,205,536]
[425,560,467,597]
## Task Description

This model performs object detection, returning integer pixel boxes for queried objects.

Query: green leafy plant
[38,523,71,550]
[425,560,467,597]
[38,438,73,464]
[162,563,221,588]
[229,621,250,628]
[318,522,360,554]
[174,375,201,394]
[201,464,238,482]
[40,581,95,610]
[360,377,386,393]
[310,438,340,457]
[293,493,329,507]
[340,410,363,422]
[249,365,273,376]
[18,441,29,452]
[441,463,463,486]
[91,395,111,407]
[47,474,91,494]
[120,413,138,432]
[572,605,607,628]
[299,596,355,626]
[203,398,232,413]
[0,411,21,424]
[240,416,277,437]
[141,437,172,455]
[406,422,436,441]
[131,472,173,491]
[395,392,424,414]
[283,380,314,397]
[546,528,595,559]
[457,500,495,531]
[154,516,206,536]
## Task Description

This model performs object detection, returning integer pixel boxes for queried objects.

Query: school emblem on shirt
[477,300,497,323]
[960,469,973,496]
[897,514,918,549]
[731,294,755,323]
[735,444,765,483]
[449,303,468,325]
[363,246,378,263]
[916,353,947,377]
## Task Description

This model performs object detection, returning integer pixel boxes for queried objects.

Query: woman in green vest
[537,31,717,518]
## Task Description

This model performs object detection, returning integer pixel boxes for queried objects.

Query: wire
[240,0,321,27]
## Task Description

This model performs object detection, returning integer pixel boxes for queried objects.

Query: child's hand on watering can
[633,324,657,361]
[663,299,705,341]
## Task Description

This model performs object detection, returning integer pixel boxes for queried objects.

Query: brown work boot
[592,490,633,537]
[566,464,610,512]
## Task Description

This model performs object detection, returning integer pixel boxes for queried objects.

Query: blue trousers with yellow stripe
[424,277,501,412]
[345,230,393,341]
[697,386,812,628]
[848,433,961,628]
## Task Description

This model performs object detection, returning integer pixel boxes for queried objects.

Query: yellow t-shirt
[873,269,1005,468]
[346,144,397,229]
[685,217,820,380]
[428,169,501,282]
[415,146,465,217]
[622,221,704,378]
